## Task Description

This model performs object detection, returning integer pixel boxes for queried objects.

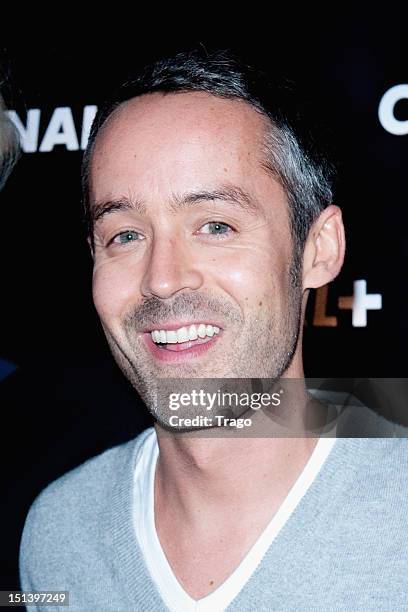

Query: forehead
[93,90,267,154]
[89,91,287,221]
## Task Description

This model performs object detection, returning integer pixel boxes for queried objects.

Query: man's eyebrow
[170,185,262,216]
[91,197,145,225]
[91,184,262,225]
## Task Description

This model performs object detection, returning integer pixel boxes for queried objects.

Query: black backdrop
[0,24,407,593]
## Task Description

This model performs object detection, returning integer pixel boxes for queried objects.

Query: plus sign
[338,280,382,327]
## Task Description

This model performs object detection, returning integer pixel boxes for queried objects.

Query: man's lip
[139,320,224,333]
[143,328,222,361]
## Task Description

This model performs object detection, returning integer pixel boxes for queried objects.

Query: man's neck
[153,424,319,599]
[152,374,326,599]
[154,375,323,521]
[155,430,318,521]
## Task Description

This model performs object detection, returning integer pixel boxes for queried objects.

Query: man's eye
[199,222,233,235]
[111,230,143,245]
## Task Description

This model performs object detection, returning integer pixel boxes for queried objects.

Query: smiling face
[88,91,305,422]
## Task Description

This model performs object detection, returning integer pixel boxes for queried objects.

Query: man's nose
[140,236,204,299]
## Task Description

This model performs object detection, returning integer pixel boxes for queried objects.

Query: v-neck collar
[108,429,366,610]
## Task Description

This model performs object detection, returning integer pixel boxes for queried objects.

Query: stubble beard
[103,258,303,428]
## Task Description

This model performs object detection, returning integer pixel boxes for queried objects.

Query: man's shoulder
[34,437,137,507]
[20,429,151,556]
[19,428,154,595]
[315,388,408,439]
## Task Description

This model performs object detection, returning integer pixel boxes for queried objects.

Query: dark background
[0,23,407,594]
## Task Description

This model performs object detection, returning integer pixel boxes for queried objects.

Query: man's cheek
[218,258,274,303]
[92,264,140,318]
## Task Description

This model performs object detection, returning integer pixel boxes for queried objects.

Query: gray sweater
[20,420,408,611]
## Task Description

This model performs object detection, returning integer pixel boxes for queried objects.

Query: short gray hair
[0,92,20,190]
[261,123,334,260]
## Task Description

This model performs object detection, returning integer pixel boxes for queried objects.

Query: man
[19,50,407,611]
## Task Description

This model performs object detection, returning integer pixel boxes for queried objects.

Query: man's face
[89,92,303,421]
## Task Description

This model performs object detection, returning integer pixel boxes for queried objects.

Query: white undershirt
[133,429,337,612]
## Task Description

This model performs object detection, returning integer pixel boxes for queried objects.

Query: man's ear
[302,204,345,290]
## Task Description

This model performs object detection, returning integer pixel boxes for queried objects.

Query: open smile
[142,322,222,362]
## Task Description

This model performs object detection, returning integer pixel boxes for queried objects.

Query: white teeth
[188,325,198,340]
[176,327,189,343]
[197,323,207,338]
[206,325,214,337]
[150,323,221,344]
[166,330,178,344]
